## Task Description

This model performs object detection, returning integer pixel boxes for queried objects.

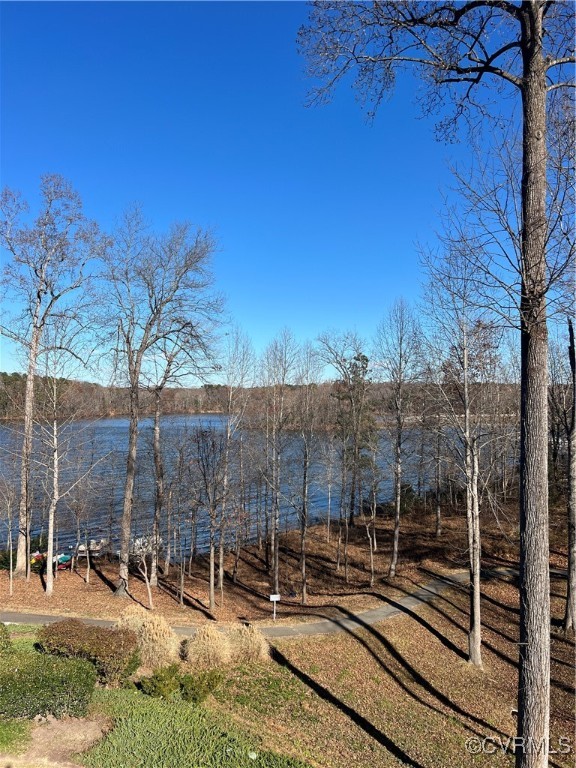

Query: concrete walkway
[1,568,494,638]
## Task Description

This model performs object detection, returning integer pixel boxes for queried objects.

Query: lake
[0,414,427,556]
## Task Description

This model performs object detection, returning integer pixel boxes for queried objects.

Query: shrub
[180,669,223,704]
[139,664,181,700]
[0,649,96,718]
[116,604,180,669]
[227,624,270,664]
[0,623,11,655]
[139,664,222,704]
[37,618,139,686]
[182,624,230,669]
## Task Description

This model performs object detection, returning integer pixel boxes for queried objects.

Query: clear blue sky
[1,0,471,374]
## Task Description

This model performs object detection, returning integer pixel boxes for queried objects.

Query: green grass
[0,716,31,754]
[6,624,39,636]
[9,636,37,653]
[216,663,309,717]
[6,623,38,653]
[81,689,310,768]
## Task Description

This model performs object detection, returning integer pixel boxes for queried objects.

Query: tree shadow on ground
[270,644,428,768]
[91,562,119,592]
[383,574,574,692]
[329,605,504,737]
[156,577,216,621]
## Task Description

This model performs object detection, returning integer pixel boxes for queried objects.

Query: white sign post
[269,594,280,621]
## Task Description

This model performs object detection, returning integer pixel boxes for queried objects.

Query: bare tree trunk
[461,329,483,670]
[271,405,281,595]
[164,487,173,577]
[218,532,225,605]
[389,436,402,578]
[85,533,91,585]
[116,385,139,596]
[150,389,164,588]
[15,325,41,579]
[300,444,309,605]
[468,443,482,669]
[45,415,59,597]
[326,479,332,543]
[435,429,443,538]
[209,522,216,611]
[336,458,346,572]
[138,557,153,610]
[8,526,13,596]
[363,515,375,588]
[563,319,576,633]
[516,12,551,767]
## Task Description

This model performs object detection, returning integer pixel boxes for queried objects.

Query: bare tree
[293,342,323,604]
[318,331,372,582]
[261,329,298,595]
[373,299,421,578]
[101,210,219,596]
[216,328,255,599]
[423,245,508,669]
[564,320,576,633]
[300,5,575,762]
[190,425,227,611]
[35,317,110,598]
[0,175,101,579]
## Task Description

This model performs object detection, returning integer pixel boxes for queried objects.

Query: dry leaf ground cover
[214,573,575,768]
[1,502,569,626]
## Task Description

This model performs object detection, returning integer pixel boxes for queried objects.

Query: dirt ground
[0,715,108,768]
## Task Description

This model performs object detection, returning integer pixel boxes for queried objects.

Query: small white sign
[269,594,281,602]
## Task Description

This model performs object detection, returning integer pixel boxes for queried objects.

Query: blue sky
[1,1,471,375]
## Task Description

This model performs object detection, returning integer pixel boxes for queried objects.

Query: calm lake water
[0,414,426,556]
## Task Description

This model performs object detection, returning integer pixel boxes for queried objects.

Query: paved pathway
[1,568,515,638]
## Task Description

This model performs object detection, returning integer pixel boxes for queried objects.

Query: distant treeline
[0,372,350,422]
[0,371,518,425]
[0,372,213,420]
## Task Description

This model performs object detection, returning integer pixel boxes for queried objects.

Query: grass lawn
[82,688,310,768]
[0,716,30,754]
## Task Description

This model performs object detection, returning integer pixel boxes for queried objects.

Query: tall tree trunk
[15,324,42,579]
[326,477,332,543]
[150,389,164,588]
[164,487,172,577]
[85,532,91,585]
[468,442,482,669]
[45,414,59,598]
[300,443,309,605]
[218,533,225,603]
[271,416,281,595]
[209,521,216,611]
[463,329,483,669]
[116,384,139,596]
[336,456,346,572]
[516,10,550,766]
[435,429,443,538]
[389,430,402,578]
[563,319,576,633]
